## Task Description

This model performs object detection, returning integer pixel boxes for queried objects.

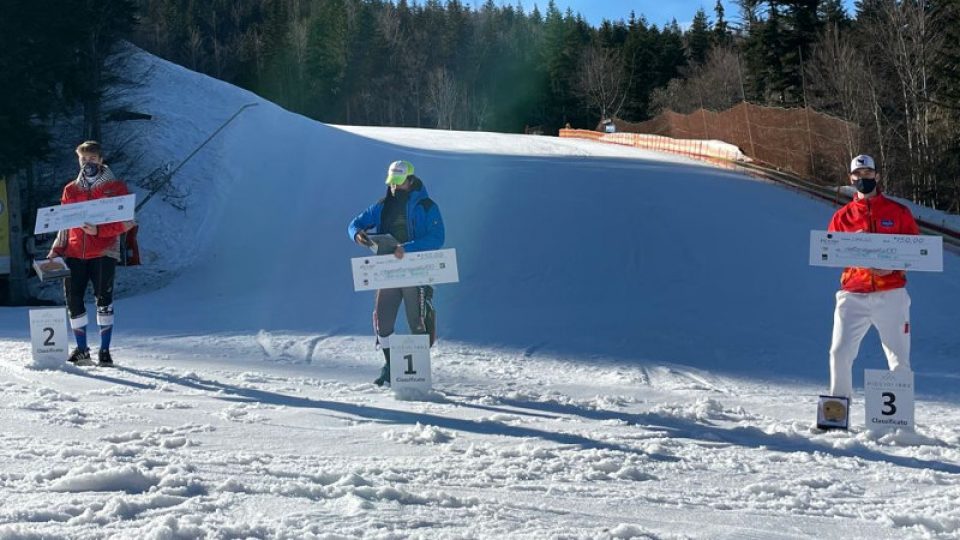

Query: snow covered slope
[1,46,959,538]
[122,48,959,386]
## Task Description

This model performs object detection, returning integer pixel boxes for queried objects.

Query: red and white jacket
[50,165,133,261]
[828,192,920,293]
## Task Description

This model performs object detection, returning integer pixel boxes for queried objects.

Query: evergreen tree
[0,3,78,172]
[621,14,657,119]
[686,8,713,65]
[737,0,817,104]
[819,0,850,30]
[780,0,822,104]
[934,0,960,210]
[713,0,732,47]
[933,0,960,109]
[656,21,688,91]
[254,0,296,107]
[304,0,350,121]
[540,2,576,129]
[0,0,136,172]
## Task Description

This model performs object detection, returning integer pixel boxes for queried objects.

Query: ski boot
[373,348,391,387]
[97,348,115,367]
[67,348,94,366]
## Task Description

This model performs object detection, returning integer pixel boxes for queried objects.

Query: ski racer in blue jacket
[348,160,444,386]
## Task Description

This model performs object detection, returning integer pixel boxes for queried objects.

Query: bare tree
[469,93,491,131]
[376,6,401,47]
[862,1,944,203]
[649,78,697,115]
[289,18,309,108]
[247,27,265,82]
[376,6,425,126]
[690,46,743,111]
[426,67,459,129]
[575,44,629,122]
[187,26,204,72]
[649,46,742,116]
[806,24,872,157]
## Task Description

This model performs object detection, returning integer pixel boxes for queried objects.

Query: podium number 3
[882,392,897,415]
[42,327,56,346]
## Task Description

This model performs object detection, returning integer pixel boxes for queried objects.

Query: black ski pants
[63,256,116,324]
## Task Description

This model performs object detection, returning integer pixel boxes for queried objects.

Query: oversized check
[34,193,136,235]
[809,230,943,272]
[352,248,459,291]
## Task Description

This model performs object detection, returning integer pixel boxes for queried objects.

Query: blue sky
[511,1,858,28]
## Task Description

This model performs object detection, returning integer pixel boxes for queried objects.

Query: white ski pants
[829,287,911,399]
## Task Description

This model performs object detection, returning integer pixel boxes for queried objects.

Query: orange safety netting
[587,103,860,185]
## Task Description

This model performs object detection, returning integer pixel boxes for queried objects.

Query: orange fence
[607,103,858,184]
[559,129,749,169]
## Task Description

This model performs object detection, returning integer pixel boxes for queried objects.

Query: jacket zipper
[867,198,876,291]
[80,183,91,259]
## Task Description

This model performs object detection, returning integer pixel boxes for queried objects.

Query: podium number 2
[43,327,56,346]
[403,354,417,374]
[882,392,897,415]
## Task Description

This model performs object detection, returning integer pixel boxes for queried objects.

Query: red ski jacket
[50,166,132,261]
[828,192,920,293]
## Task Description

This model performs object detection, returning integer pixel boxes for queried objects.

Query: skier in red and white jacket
[47,141,135,367]
[827,154,920,399]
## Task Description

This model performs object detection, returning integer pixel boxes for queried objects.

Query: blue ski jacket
[347,176,445,253]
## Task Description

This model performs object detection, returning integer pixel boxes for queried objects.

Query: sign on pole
[34,194,136,235]
[29,308,69,368]
[809,230,943,272]
[389,334,432,397]
[864,368,914,432]
[352,248,459,291]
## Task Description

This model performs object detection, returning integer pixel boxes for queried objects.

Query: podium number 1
[43,327,55,346]
[882,392,897,415]
[404,354,417,375]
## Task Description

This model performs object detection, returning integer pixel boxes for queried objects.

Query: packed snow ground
[1,47,959,539]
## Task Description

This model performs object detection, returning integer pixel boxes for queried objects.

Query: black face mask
[855,177,877,194]
[82,162,100,178]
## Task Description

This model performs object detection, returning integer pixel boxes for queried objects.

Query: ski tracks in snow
[2,334,960,537]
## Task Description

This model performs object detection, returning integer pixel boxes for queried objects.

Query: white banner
[352,248,459,291]
[809,230,943,272]
[389,334,432,396]
[864,368,914,432]
[29,308,69,367]
[34,193,136,235]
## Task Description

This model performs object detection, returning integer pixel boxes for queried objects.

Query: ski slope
[1,46,960,539]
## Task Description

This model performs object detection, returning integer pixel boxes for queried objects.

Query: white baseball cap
[850,154,875,173]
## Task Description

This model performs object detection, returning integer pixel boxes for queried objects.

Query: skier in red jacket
[47,141,135,367]
[827,154,920,399]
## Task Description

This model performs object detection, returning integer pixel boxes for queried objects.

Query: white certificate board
[864,369,914,432]
[352,248,459,291]
[809,230,943,272]
[34,193,136,234]
[389,334,432,395]
[29,308,69,366]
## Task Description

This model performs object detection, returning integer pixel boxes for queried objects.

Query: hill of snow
[1,46,959,538]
